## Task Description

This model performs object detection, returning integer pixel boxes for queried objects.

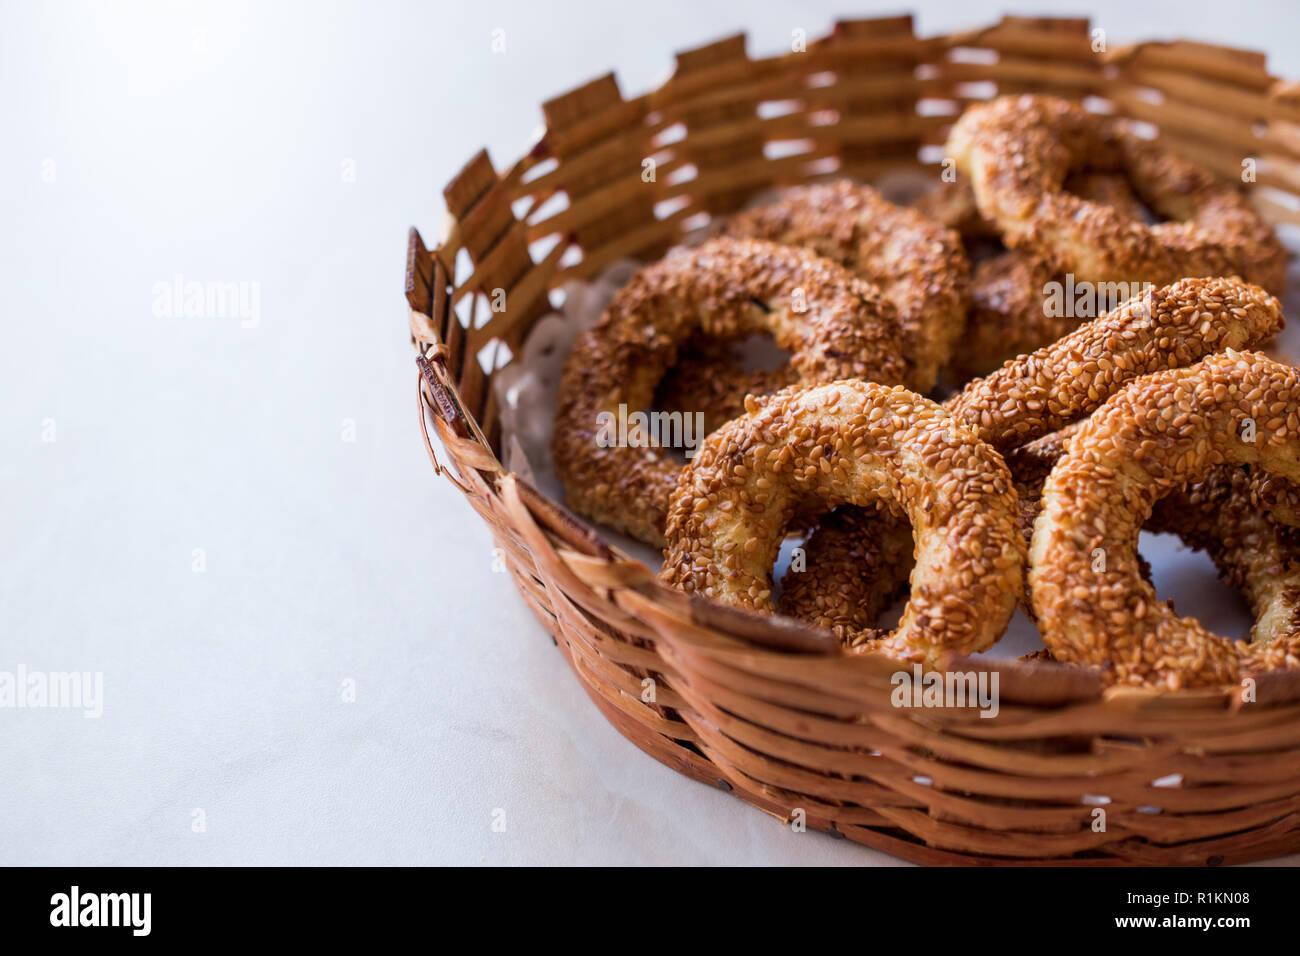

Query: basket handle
[415,353,472,495]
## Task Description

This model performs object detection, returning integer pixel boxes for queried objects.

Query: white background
[5,0,1300,866]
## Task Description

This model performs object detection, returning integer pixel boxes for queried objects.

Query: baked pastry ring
[654,180,970,423]
[1030,351,1300,688]
[917,173,1150,379]
[776,277,1285,641]
[664,167,1152,418]
[915,172,1147,244]
[777,506,915,641]
[948,94,1287,297]
[721,180,970,391]
[1011,423,1296,641]
[659,380,1025,666]
[1151,469,1300,649]
[553,236,908,546]
[652,335,796,437]
[946,277,1285,453]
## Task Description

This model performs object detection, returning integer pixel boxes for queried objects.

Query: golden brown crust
[722,181,970,391]
[947,277,1285,452]
[1067,171,1150,224]
[919,171,1159,379]
[948,94,1287,296]
[958,251,1061,380]
[1247,471,1300,527]
[553,237,909,546]
[915,172,1147,242]
[656,179,969,419]
[1030,351,1300,688]
[659,380,1025,666]
[912,177,1000,238]
[1147,466,1300,647]
[663,166,1156,419]
[1011,425,1160,610]
[778,508,914,639]
[775,278,1284,636]
[652,335,797,435]
[1003,421,1084,549]
[960,175,1150,377]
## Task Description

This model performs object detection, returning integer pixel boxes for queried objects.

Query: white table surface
[6,0,1300,866]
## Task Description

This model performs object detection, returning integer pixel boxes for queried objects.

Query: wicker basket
[406,14,1300,865]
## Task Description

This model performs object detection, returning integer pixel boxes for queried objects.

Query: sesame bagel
[659,380,1025,666]
[775,277,1285,639]
[553,237,909,546]
[947,276,1285,453]
[1010,424,1285,635]
[1030,351,1300,688]
[917,173,1151,379]
[915,171,1147,243]
[948,94,1287,297]
[721,180,970,390]
[1150,467,1300,648]
[653,181,970,427]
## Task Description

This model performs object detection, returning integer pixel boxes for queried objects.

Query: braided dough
[659,381,1025,666]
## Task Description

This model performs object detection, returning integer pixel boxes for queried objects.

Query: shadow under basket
[406,14,1300,865]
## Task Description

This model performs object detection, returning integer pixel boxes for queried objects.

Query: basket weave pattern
[407,14,1300,865]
